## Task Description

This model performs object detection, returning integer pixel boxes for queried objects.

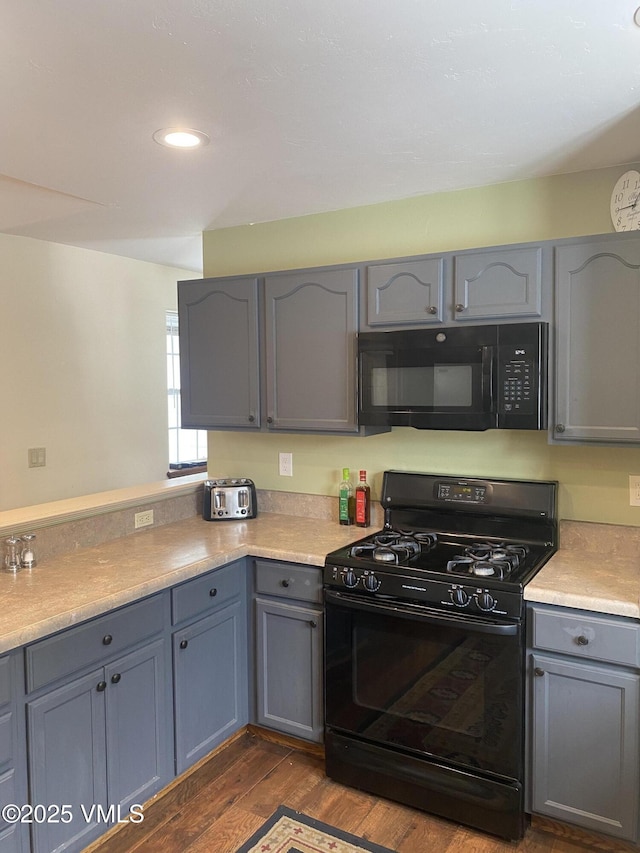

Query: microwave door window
[371,364,473,409]
[433,364,473,407]
[372,365,435,408]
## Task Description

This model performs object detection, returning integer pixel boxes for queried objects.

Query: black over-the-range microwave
[357,321,548,431]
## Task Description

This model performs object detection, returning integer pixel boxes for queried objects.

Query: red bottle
[355,470,371,527]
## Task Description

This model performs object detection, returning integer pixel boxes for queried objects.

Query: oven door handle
[324,590,519,636]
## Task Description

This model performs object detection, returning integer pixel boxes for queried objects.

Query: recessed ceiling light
[153,128,210,149]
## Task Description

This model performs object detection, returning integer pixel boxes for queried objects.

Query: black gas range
[324,470,557,621]
[323,471,558,840]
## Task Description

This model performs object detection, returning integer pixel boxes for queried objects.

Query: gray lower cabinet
[528,604,640,841]
[554,235,640,442]
[0,652,27,853]
[172,561,248,775]
[25,595,172,853]
[253,560,323,742]
[178,276,261,430]
[264,268,359,431]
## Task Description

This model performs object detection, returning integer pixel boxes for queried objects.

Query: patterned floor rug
[235,805,397,853]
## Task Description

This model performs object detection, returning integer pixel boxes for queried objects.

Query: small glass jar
[4,536,22,573]
[20,533,36,569]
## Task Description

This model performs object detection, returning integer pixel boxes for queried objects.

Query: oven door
[324,590,524,782]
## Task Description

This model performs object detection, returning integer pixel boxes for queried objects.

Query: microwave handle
[481,346,494,410]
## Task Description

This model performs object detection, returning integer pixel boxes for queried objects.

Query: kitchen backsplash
[5,485,637,567]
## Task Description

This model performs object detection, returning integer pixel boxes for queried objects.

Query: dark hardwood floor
[86,730,629,853]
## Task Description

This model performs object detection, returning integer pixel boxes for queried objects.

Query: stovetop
[324,471,558,620]
[328,528,551,585]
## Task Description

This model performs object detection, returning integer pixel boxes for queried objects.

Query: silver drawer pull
[534,667,545,677]
[576,635,589,646]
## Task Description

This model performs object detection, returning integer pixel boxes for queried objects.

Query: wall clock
[610,170,640,232]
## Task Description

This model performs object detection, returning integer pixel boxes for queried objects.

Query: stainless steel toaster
[203,478,257,521]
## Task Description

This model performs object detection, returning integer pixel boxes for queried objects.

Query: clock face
[611,170,640,232]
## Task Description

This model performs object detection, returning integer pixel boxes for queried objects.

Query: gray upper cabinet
[365,258,445,326]
[264,268,359,432]
[363,245,545,329]
[554,236,640,443]
[178,277,260,430]
[452,246,543,321]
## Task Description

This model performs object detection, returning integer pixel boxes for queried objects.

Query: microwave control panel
[496,323,547,428]
[500,359,535,413]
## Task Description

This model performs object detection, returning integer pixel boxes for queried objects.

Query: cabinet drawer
[0,658,10,709]
[26,594,165,693]
[530,605,640,667]
[172,560,244,625]
[254,560,322,604]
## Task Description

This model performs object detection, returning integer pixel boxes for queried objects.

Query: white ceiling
[3,1,640,273]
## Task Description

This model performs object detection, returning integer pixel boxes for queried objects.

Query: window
[166,311,207,466]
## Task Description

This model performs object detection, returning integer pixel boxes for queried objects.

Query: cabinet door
[178,277,260,429]
[173,601,248,775]
[104,640,171,813]
[264,269,358,431]
[27,670,108,853]
[365,258,444,326]
[530,653,640,841]
[0,653,26,853]
[453,246,543,320]
[255,598,323,742]
[554,238,640,442]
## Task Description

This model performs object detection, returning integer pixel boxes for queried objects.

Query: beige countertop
[525,520,640,619]
[525,549,640,619]
[2,512,640,655]
[0,512,361,654]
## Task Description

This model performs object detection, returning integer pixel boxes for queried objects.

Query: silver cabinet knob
[427,306,437,315]
[534,667,545,677]
[455,303,465,312]
[555,423,565,433]
[576,635,589,646]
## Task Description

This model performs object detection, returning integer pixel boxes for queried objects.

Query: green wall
[202,164,640,526]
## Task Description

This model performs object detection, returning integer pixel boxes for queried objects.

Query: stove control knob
[342,569,358,589]
[476,591,496,612]
[451,587,469,607]
[363,573,381,592]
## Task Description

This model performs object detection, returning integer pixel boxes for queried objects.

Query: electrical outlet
[629,475,640,507]
[134,509,154,529]
[279,452,293,477]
